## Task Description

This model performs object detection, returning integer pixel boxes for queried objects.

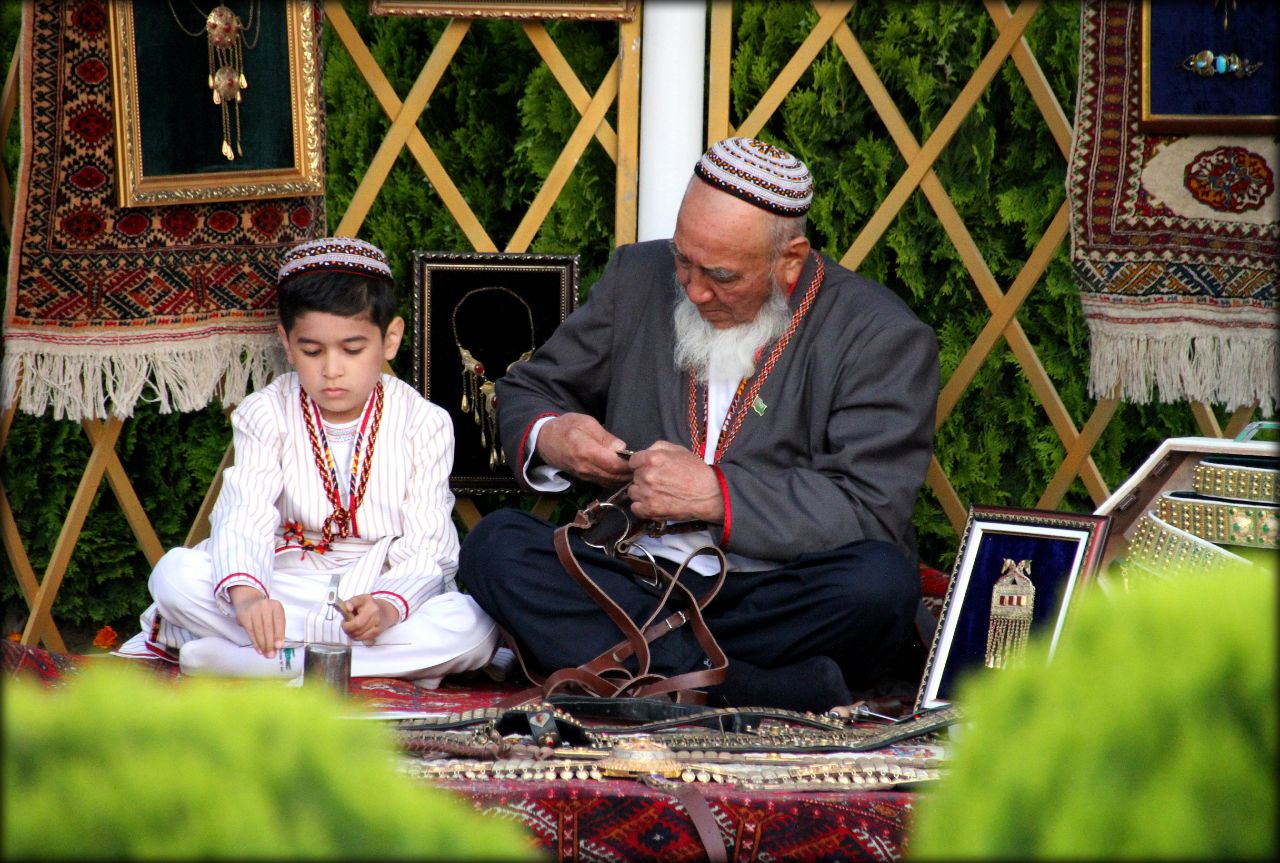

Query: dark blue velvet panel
[934,530,1083,701]
[1146,0,1278,121]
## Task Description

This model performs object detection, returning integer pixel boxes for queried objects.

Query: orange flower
[93,626,119,651]
[6,631,20,642]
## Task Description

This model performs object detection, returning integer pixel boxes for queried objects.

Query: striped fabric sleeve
[215,572,269,599]
[377,398,461,616]
[369,590,411,623]
[210,392,288,616]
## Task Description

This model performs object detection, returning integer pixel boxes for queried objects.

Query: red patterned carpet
[4,1,325,420]
[4,639,935,861]
[1067,0,1277,413]
[447,780,918,862]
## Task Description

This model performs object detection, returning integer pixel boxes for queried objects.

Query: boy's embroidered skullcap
[693,137,813,216]
[277,236,393,283]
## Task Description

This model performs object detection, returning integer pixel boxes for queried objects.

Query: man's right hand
[536,413,633,486]
[229,585,286,658]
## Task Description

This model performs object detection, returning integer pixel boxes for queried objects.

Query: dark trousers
[459,509,922,690]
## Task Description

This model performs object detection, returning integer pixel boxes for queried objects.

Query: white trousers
[142,547,498,682]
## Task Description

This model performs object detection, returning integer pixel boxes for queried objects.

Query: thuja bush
[0,2,618,640]
[908,565,1276,858]
[0,402,232,642]
[723,0,1200,569]
[1,1,1209,640]
[2,663,537,859]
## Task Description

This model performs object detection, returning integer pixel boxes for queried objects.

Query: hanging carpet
[1068,0,1277,415]
[2,1,326,421]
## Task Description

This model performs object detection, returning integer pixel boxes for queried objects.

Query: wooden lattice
[0,1,1255,649]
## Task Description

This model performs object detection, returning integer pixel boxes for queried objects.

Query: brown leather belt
[503,484,730,706]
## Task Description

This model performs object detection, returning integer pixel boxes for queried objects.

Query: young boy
[117,237,498,685]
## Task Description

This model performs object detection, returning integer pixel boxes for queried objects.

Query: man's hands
[538,415,724,523]
[537,413,633,486]
[230,585,285,658]
[628,441,724,523]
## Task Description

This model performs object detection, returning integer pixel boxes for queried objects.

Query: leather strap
[501,493,730,707]
[663,781,728,863]
[550,525,728,701]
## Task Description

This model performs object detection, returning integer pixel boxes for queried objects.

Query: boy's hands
[230,585,286,658]
[342,594,398,645]
[230,587,395,653]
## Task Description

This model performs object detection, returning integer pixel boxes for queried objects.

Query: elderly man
[459,138,938,711]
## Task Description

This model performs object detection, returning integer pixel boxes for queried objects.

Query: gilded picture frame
[107,0,324,207]
[915,506,1111,712]
[1139,0,1278,134]
[412,251,578,493]
[369,0,636,20]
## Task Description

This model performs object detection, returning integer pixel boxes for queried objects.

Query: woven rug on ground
[446,781,919,862]
[4,641,934,861]
[2,1,326,421]
[1068,0,1278,415]
[1,641,517,712]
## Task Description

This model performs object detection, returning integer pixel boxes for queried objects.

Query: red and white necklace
[298,381,385,553]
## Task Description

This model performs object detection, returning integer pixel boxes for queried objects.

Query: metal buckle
[625,544,662,587]
[581,500,633,555]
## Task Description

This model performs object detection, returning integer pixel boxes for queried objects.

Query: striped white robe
[123,373,496,678]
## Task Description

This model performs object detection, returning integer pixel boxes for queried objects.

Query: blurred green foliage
[1,1,1209,646]
[909,564,1276,858]
[2,662,537,859]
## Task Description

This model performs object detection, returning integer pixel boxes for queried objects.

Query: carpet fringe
[1086,323,1277,416]
[1,335,286,420]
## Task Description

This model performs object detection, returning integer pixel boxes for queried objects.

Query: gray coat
[496,239,939,564]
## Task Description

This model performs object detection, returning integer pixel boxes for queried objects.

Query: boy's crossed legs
[143,547,498,686]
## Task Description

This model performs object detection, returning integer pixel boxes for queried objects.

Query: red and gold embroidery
[688,256,824,462]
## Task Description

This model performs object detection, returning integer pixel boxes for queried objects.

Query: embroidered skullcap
[277,236,393,284]
[693,137,813,216]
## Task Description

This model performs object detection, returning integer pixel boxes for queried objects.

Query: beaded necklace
[299,381,385,553]
[687,255,823,463]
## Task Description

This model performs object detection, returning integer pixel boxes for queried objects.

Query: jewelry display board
[1139,0,1278,133]
[412,251,577,492]
[916,506,1109,711]
[107,0,324,206]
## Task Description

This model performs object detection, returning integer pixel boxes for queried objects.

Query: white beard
[672,281,791,384]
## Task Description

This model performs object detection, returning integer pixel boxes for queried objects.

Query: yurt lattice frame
[0,0,1256,650]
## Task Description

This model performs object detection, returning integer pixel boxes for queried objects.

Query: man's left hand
[627,441,724,523]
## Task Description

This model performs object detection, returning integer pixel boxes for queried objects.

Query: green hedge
[5,663,537,858]
[910,565,1275,857]
[1,1,1204,646]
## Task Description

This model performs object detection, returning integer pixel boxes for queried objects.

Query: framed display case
[412,251,578,493]
[1139,0,1278,133]
[916,506,1110,711]
[108,0,324,207]
[370,0,636,20]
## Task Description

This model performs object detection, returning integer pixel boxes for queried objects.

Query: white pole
[636,1,707,242]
